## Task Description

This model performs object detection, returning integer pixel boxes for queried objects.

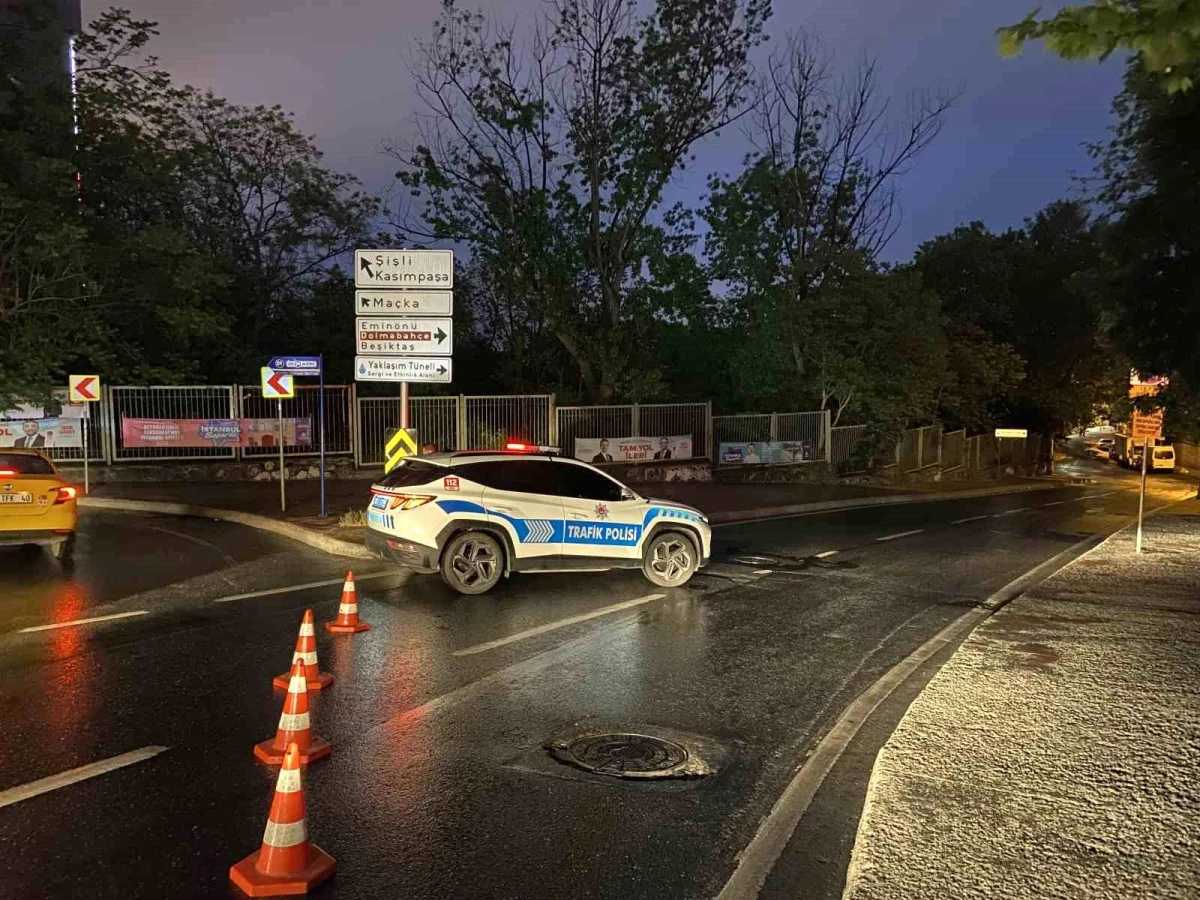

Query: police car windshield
[377,459,443,488]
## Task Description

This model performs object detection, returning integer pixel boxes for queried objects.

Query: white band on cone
[277,712,310,732]
[291,650,317,666]
[338,602,358,615]
[274,767,302,794]
[263,818,308,848]
[288,673,308,694]
[299,623,315,637]
[343,582,356,594]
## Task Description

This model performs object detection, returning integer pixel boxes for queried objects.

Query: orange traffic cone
[324,571,371,634]
[230,742,336,897]
[256,657,331,766]
[273,609,332,691]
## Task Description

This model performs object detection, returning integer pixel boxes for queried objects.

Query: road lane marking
[717,531,1108,900]
[952,515,989,524]
[213,571,399,603]
[1042,501,1064,507]
[19,610,149,633]
[0,746,168,809]
[875,529,924,542]
[452,593,666,657]
[815,550,839,558]
[993,507,1030,517]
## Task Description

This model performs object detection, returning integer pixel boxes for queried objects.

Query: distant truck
[1114,435,1176,472]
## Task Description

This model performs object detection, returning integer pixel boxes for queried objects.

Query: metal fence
[556,405,635,459]
[464,395,553,449]
[109,385,238,461]
[36,396,107,463]
[239,384,353,458]
[355,395,459,467]
[941,429,966,471]
[831,424,871,474]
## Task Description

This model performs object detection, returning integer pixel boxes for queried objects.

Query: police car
[364,444,711,594]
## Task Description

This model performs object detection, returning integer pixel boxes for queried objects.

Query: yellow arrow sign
[384,428,419,473]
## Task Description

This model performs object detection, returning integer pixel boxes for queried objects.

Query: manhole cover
[546,733,708,779]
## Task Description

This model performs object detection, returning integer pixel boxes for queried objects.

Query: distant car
[363,445,711,595]
[0,450,78,559]
[1087,437,1115,460]
[1149,446,1176,472]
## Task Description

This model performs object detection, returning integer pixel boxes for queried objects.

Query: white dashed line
[952,515,989,525]
[213,571,399,603]
[875,529,924,542]
[452,593,666,657]
[1042,501,1064,507]
[19,610,149,633]
[993,507,1030,517]
[815,550,839,558]
[0,746,168,809]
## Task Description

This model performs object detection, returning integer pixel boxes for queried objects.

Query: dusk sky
[86,0,1126,261]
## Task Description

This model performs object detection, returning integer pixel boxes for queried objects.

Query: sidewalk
[843,501,1200,900]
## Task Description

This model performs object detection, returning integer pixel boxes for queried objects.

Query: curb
[708,481,1070,525]
[79,497,373,560]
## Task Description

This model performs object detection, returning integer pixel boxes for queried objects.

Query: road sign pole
[83,416,89,495]
[318,358,326,518]
[278,399,286,514]
[1136,438,1148,553]
[400,381,409,430]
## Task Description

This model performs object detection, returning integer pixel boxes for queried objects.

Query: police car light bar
[504,442,561,454]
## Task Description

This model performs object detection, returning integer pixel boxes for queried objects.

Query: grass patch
[338,508,368,527]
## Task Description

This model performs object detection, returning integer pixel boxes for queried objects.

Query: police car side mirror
[619,487,637,502]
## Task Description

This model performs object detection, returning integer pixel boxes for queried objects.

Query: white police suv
[364,445,711,595]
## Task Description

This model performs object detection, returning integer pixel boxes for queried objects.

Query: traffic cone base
[324,619,370,634]
[253,735,331,767]
[229,843,336,897]
[272,670,333,691]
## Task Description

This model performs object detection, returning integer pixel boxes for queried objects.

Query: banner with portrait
[0,417,84,448]
[718,440,814,465]
[121,418,312,449]
[575,435,693,463]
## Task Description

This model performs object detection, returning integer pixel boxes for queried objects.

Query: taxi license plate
[0,493,34,504]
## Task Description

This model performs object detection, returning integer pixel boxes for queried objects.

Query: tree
[392,0,770,401]
[1092,63,1200,393]
[701,30,953,423]
[998,0,1200,93]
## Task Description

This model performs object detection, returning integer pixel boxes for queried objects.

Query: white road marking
[993,507,1030,517]
[753,569,773,575]
[0,746,168,809]
[452,593,666,657]
[951,514,989,525]
[815,550,839,558]
[875,529,924,542]
[213,571,398,603]
[19,610,149,633]
[716,532,1107,900]
[1042,501,1064,507]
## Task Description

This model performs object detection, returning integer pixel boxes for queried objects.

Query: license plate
[0,493,34,504]
[371,494,390,510]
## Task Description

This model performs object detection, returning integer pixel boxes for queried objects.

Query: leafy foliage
[998,0,1200,93]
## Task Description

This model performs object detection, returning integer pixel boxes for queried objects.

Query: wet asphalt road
[0,460,1193,900]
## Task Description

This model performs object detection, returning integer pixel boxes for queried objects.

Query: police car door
[469,459,564,566]
[554,461,643,563]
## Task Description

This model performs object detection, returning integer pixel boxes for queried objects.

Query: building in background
[0,0,82,89]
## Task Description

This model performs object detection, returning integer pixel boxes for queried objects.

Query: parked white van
[1149,446,1176,472]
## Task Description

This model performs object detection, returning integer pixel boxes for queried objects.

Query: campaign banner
[718,440,814,465]
[575,435,693,463]
[121,418,312,449]
[0,417,84,448]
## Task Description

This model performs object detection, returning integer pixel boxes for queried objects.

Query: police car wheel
[441,531,504,595]
[642,532,698,588]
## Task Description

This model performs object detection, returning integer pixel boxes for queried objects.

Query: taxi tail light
[0,469,16,477]
[54,486,77,504]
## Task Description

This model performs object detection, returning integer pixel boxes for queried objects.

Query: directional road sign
[994,428,1028,438]
[68,375,101,403]
[355,356,453,383]
[356,317,453,356]
[261,368,295,399]
[354,249,454,289]
[384,428,420,473]
[268,355,323,376]
[356,290,453,317]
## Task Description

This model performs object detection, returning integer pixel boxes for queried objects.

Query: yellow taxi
[0,449,78,559]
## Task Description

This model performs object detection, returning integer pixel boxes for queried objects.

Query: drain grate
[547,733,708,779]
